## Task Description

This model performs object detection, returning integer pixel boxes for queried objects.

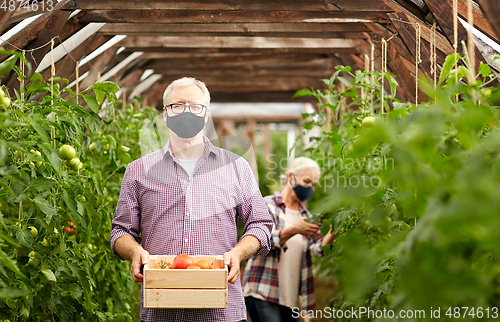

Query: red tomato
[211,263,223,269]
[172,254,194,269]
[187,264,201,269]
[63,221,76,235]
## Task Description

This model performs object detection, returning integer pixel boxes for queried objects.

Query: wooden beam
[477,0,500,42]
[67,0,392,12]
[212,114,302,123]
[128,47,361,55]
[80,47,116,90]
[9,1,59,24]
[142,54,336,69]
[39,34,108,84]
[7,5,71,93]
[388,12,433,80]
[387,46,419,103]
[115,35,367,49]
[455,0,499,44]
[0,0,22,35]
[99,22,370,34]
[211,91,314,103]
[422,0,488,74]
[79,10,389,24]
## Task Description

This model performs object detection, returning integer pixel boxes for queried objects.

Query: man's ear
[204,108,209,123]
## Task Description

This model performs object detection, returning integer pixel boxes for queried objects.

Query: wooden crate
[143,255,228,309]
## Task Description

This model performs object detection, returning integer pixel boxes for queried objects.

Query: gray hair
[162,77,211,107]
[280,157,320,185]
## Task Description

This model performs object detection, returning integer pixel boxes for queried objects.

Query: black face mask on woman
[166,112,205,139]
[290,174,314,202]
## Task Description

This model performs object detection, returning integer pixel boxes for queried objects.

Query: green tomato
[30,149,41,157]
[0,87,5,98]
[1,96,11,108]
[76,161,83,170]
[14,150,22,159]
[59,145,76,160]
[28,226,38,238]
[41,238,49,246]
[362,116,376,128]
[89,142,97,153]
[385,216,392,223]
[28,251,36,258]
[66,157,80,169]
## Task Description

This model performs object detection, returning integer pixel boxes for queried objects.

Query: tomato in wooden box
[143,255,228,309]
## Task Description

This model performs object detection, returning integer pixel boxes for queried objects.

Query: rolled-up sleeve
[235,158,273,256]
[110,162,142,259]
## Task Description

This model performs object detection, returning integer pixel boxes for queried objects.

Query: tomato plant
[0,49,160,321]
[297,53,500,320]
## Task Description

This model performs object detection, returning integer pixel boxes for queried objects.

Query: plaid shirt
[110,136,273,322]
[242,191,324,311]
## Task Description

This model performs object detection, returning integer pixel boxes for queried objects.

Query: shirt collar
[273,191,308,215]
[162,135,220,160]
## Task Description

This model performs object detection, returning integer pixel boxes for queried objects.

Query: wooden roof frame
[1,0,499,108]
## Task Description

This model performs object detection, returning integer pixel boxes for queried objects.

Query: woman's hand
[292,217,320,239]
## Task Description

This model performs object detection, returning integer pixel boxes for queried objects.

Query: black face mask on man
[166,112,205,139]
[290,174,314,202]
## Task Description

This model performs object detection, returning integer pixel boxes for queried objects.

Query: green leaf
[293,88,313,98]
[30,72,43,82]
[83,94,101,114]
[41,268,57,282]
[16,229,33,248]
[439,53,460,86]
[27,116,50,142]
[0,56,18,76]
[478,63,491,78]
[0,288,29,298]
[32,195,57,217]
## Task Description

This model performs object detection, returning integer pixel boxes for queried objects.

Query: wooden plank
[422,0,488,74]
[387,49,419,103]
[9,0,58,24]
[142,54,338,69]
[99,22,370,33]
[79,10,389,24]
[0,0,22,35]
[212,114,303,123]
[143,289,227,309]
[388,12,433,80]
[125,47,361,55]
[210,91,314,103]
[7,5,71,90]
[80,47,116,89]
[109,31,370,39]
[477,0,500,42]
[141,68,339,79]
[66,0,392,12]
[115,36,367,49]
[455,0,499,44]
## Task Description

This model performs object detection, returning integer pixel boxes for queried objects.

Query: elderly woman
[242,157,336,322]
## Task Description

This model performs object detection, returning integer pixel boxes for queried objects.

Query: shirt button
[186,212,189,216]
[184,238,188,243]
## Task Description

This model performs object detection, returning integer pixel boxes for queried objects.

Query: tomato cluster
[152,254,223,269]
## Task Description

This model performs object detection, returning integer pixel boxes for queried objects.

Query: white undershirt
[177,157,199,178]
[278,207,304,308]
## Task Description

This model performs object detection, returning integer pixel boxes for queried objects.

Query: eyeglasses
[164,103,207,115]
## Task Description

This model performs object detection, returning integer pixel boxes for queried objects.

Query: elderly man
[110,77,273,322]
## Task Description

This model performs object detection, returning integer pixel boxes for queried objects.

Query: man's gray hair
[162,77,211,107]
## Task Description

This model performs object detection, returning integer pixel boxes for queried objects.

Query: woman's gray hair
[280,157,320,185]
[162,77,211,107]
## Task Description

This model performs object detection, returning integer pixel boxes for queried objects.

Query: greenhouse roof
[1,0,499,110]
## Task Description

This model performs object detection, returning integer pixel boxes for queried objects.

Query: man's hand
[131,248,150,282]
[224,235,261,284]
[223,251,241,284]
[292,217,320,239]
[114,235,150,283]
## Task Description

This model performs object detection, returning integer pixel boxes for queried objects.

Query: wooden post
[262,123,272,165]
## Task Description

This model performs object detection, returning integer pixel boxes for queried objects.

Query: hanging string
[381,38,387,114]
[415,24,421,107]
[20,50,25,103]
[370,42,375,114]
[75,61,79,105]
[467,0,475,84]
[430,22,437,88]
[453,0,459,87]
[50,39,56,148]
